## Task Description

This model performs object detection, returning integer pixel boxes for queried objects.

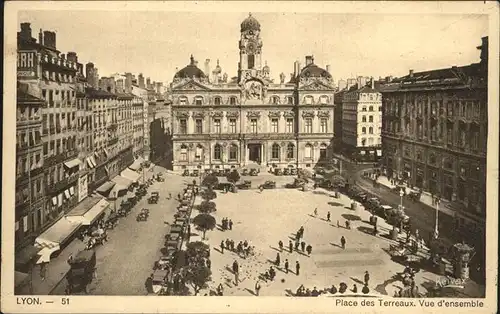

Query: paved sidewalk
[375,176,455,217]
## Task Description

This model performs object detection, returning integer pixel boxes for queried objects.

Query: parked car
[364,197,381,212]
[216,182,233,191]
[274,168,283,176]
[242,169,249,176]
[182,169,189,176]
[249,169,259,176]
[260,181,276,189]
[237,180,252,190]
[283,168,290,175]
[290,168,298,175]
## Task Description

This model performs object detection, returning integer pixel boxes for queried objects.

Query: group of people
[220,239,254,258]
[295,271,371,297]
[221,217,233,231]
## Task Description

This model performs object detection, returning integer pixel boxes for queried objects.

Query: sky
[18,10,488,86]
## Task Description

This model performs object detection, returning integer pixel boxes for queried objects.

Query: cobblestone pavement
[189,188,465,297]
[50,168,191,295]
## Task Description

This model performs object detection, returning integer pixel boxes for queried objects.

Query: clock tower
[238,13,263,83]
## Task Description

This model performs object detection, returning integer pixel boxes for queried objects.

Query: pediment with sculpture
[172,79,211,91]
[299,80,334,91]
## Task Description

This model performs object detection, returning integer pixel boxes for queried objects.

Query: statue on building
[223,72,228,83]
[245,81,262,100]
[280,72,286,84]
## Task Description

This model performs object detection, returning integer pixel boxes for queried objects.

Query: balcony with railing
[46,173,79,195]
[16,166,45,185]
[17,115,42,127]
[44,149,78,167]
[108,137,119,146]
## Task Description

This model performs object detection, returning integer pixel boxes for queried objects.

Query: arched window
[304,144,313,159]
[271,143,280,159]
[320,96,329,104]
[194,96,203,106]
[248,55,255,69]
[304,96,313,105]
[369,127,373,134]
[319,144,327,159]
[369,106,374,111]
[180,144,188,161]
[214,97,221,105]
[229,97,237,105]
[362,106,367,112]
[287,143,295,159]
[214,144,222,160]
[362,115,367,122]
[179,96,188,105]
[362,127,367,134]
[287,96,294,104]
[369,115,373,123]
[229,144,238,160]
[195,145,203,161]
[271,96,279,104]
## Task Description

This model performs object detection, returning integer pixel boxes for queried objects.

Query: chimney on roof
[38,29,43,45]
[43,31,56,49]
[326,65,331,74]
[125,72,133,93]
[67,52,78,63]
[138,73,145,89]
[20,23,32,41]
[409,69,414,78]
[371,77,375,89]
[293,60,301,77]
[305,56,314,66]
[477,36,488,64]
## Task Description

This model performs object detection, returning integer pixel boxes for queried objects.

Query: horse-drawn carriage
[136,208,150,221]
[85,228,108,250]
[105,212,119,229]
[66,250,96,294]
[148,192,159,204]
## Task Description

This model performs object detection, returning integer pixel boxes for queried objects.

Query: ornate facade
[170,14,336,171]
[380,37,488,235]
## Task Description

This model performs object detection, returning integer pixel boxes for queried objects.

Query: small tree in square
[192,213,217,240]
[201,189,217,201]
[183,262,212,296]
[202,174,219,189]
[198,201,216,213]
[227,170,241,185]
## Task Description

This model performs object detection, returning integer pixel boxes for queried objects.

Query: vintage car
[170,224,183,234]
[364,197,381,212]
[66,250,96,294]
[148,192,160,204]
[182,169,190,176]
[274,168,283,176]
[249,168,259,176]
[315,168,326,175]
[136,208,150,221]
[151,270,169,295]
[241,169,249,176]
[290,168,298,175]
[260,181,276,189]
[283,168,291,175]
[192,169,200,177]
[237,180,252,190]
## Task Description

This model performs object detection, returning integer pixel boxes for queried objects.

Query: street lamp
[434,198,440,239]
[399,188,404,210]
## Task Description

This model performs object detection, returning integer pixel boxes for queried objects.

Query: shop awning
[112,175,133,189]
[137,156,145,164]
[15,271,29,288]
[129,159,141,171]
[66,196,110,225]
[51,197,57,206]
[64,189,71,199]
[64,158,81,169]
[86,157,94,169]
[96,181,115,194]
[35,217,82,263]
[70,186,75,195]
[103,148,109,157]
[15,245,42,267]
[121,168,141,182]
[90,156,97,167]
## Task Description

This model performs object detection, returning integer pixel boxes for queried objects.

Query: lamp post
[434,198,440,239]
[399,188,404,210]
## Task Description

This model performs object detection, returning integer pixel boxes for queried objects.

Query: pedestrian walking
[229,219,233,230]
[352,284,358,293]
[145,273,153,294]
[327,211,331,222]
[306,244,312,256]
[314,208,318,216]
[244,240,248,247]
[278,240,283,252]
[284,259,289,273]
[232,260,239,285]
[301,241,306,252]
[341,236,346,249]
[39,262,47,281]
[255,280,261,296]
[269,266,276,280]
[364,271,370,285]
[295,261,300,276]
[299,226,304,238]
[220,241,224,254]
[294,240,300,251]
[289,240,293,253]
[345,220,350,230]
[231,240,235,251]
[275,253,281,266]
[217,283,224,296]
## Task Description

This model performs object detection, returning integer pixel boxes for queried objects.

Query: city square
[9,7,493,306]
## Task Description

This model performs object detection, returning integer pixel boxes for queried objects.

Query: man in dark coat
[232,260,239,285]
[364,271,370,285]
[289,240,293,253]
[278,240,284,252]
[301,241,306,252]
[220,240,225,254]
[306,244,312,256]
[229,219,233,230]
[275,253,281,266]
[284,259,289,273]
[295,261,300,276]
[341,236,346,249]
[145,274,153,294]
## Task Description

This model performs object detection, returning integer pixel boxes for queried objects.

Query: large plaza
[187,180,485,297]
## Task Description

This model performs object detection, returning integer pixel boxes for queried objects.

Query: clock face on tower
[247,43,256,54]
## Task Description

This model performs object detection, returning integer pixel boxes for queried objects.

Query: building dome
[241,13,261,32]
[174,55,206,79]
[300,64,331,79]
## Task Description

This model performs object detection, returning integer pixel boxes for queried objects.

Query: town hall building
[170,14,336,172]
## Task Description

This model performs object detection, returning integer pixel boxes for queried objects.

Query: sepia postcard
[2,1,499,313]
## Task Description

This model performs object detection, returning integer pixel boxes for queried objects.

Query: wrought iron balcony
[108,138,119,146]
[46,173,79,195]
[44,150,78,167]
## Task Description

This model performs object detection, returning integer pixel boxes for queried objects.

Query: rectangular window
[304,118,312,133]
[179,119,187,134]
[369,116,373,123]
[271,119,278,133]
[250,119,258,134]
[180,147,187,161]
[320,118,328,133]
[229,119,237,133]
[286,118,294,133]
[195,119,203,134]
[304,145,312,159]
[214,119,221,133]
[248,55,255,69]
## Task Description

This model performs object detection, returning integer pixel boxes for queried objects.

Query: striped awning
[35,217,82,263]
[64,158,81,169]
[96,181,115,194]
[128,159,141,171]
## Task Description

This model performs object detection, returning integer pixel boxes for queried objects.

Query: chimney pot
[409,69,414,77]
